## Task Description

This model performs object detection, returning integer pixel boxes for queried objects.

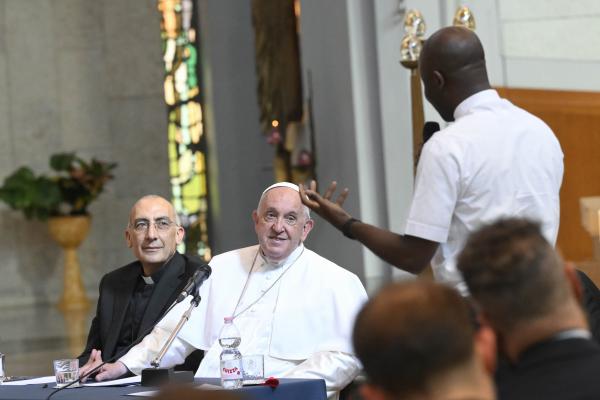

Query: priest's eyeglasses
[131,218,176,233]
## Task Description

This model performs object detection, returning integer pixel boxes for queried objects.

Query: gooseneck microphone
[176,265,212,303]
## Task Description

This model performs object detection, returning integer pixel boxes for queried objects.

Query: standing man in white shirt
[300,26,563,293]
[82,182,367,399]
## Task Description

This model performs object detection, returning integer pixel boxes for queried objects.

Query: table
[0,378,327,400]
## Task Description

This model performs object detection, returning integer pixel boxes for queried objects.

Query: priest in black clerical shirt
[78,195,206,373]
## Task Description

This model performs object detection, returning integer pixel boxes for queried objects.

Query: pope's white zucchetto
[259,182,310,218]
[262,182,300,195]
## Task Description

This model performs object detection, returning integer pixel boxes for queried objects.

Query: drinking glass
[53,359,79,388]
[242,354,264,385]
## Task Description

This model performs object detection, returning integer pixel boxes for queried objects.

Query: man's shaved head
[128,195,181,226]
[419,27,491,121]
[421,26,486,77]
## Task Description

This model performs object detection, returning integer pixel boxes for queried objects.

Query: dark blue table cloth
[0,377,327,400]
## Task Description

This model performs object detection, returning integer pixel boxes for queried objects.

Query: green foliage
[0,153,117,220]
[0,167,61,220]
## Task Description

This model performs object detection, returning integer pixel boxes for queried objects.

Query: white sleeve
[279,351,361,400]
[405,137,461,243]
[118,323,197,375]
[118,297,199,375]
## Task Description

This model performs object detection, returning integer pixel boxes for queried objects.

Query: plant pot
[48,215,91,311]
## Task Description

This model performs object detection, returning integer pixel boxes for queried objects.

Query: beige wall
[498,0,600,91]
[0,0,170,307]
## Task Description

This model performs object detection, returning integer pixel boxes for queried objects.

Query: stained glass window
[158,0,211,260]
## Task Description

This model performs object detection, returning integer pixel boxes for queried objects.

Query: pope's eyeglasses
[263,212,299,226]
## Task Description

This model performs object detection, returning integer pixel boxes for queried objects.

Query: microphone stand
[141,292,202,386]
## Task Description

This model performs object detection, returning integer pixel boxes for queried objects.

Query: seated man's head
[126,195,184,274]
[353,281,496,400]
[252,182,314,263]
[457,218,584,356]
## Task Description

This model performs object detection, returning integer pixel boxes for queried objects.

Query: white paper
[83,375,141,387]
[125,390,158,397]
[125,384,222,397]
[1,376,56,385]
[196,383,222,390]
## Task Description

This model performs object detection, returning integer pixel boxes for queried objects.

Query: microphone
[176,265,211,303]
[423,121,440,144]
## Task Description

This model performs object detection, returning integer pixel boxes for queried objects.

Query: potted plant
[0,153,117,310]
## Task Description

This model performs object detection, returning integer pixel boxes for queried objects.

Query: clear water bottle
[219,317,243,389]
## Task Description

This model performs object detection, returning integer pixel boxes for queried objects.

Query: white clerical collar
[260,243,305,268]
[142,275,154,285]
[551,329,591,342]
[453,89,500,120]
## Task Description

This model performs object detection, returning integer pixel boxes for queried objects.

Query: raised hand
[299,180,352,229]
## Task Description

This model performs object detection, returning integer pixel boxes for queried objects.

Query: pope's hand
[94,361,128,382]
[299,180,351,229]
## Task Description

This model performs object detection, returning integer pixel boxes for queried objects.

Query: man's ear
[564,261,583,303]
[251,210,259,225]
[125,229,133,248]
[474,317,497,374]
[175,225,185,244]
[433,70,445,88]
[360,383,390,400]
[301,218,314,242]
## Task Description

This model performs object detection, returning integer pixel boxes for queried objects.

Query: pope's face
[125,197,184,271]
[252,187,313,263]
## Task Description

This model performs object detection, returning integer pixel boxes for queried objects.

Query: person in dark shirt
[78,195,206,373]
[457,218,600,400]
[353,280,496,400]
[577,269,600,344]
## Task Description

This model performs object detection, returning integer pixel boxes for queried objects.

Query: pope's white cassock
[120,243,368,399]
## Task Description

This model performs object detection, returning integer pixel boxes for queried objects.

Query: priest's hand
[79,349,103,381]
[299,180,352,230]
[94,361,128,382]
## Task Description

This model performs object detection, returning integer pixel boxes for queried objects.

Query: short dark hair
[353,281,475,397]
[457,218,568,331]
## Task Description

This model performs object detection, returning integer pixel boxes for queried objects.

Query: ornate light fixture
[398,9,427,174]
[404,8,426,37]
[400,9,426,68]
[453,5,476,30]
